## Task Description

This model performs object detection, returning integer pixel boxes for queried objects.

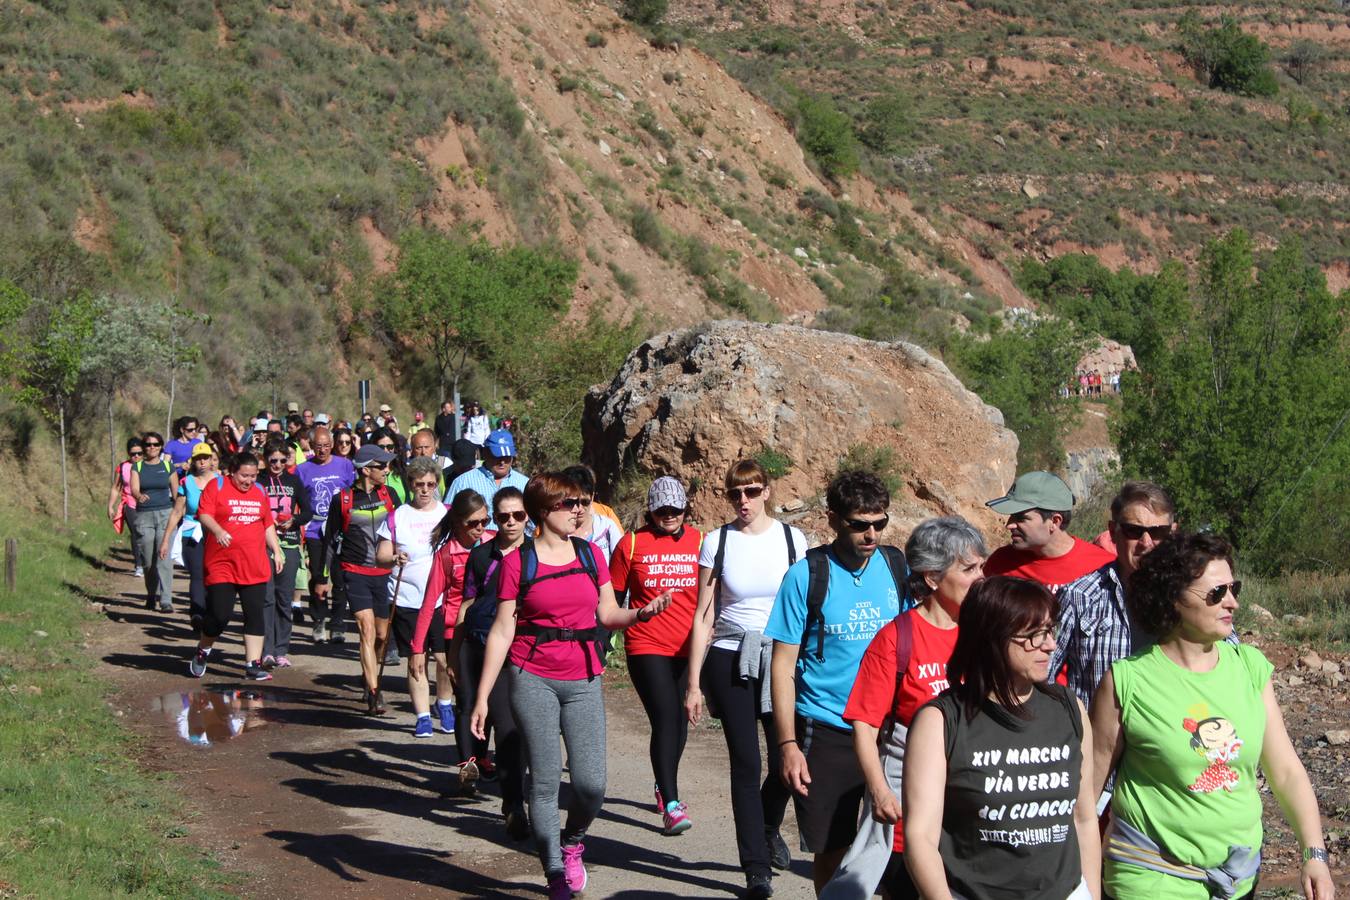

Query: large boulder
[582,321,1018,539]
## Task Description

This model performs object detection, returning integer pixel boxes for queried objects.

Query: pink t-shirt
[498,541,611,681]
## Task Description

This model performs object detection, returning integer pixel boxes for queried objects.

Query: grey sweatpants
[508,666,607,878]
[263,545,301,659]
[133,506,174,609]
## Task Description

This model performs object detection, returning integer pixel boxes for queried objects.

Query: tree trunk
[452,373,462,441]
[59,401,69,523]
[107,390,116,478]
[166,366,177,437]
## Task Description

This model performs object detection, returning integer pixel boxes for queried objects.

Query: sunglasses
[842,515,889,533]
[337,439,353,446]
[494,510,529,524]
[551,497,592,511]
[1189,581,1242,606]
[267,456,289,464]
[464,516,490,529]
[376,443,396,450]
[652,506,685,518]
[411,480,439,491]
[725,485,765,502]
[130,450,144,457]
[363,462,388,470]
[144,441,162,448]
[1115,521,1173,542]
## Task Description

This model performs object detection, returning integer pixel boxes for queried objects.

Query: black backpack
[800,544,914,662]
[514,536,606,677]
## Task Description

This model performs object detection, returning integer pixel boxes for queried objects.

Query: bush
[627,204,666,255]
[621,0,667,27]
[754,448,792,479]
[585,31,606,48]
[795,94,859,179]
[837,444,906,496]
[1178,14,1278,97]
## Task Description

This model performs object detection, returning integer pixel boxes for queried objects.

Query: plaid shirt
[1053,562,1239,707]
[1051,563,1144,707]
[445,464,528,509]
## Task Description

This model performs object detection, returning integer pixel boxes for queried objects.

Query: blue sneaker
[436,701,456,734]
[413,716,434,739]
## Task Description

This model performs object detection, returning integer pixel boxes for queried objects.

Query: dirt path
[90,549,816,899]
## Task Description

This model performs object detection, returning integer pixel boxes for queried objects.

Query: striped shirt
[445,464,528,508]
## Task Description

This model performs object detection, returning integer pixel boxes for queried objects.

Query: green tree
[795,94,859,179]
[946,316,1087,471]
[1118,231,1350,571]
[379,229,577,431]
[1178,15,1278,97]
[621,0,668,27]
[1017,254,1189,349]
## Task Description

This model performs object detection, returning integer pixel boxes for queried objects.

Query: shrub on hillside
[837,444,906,496]
[621,0,667,27]
[1178,14,1278,97]
[795,94,859,179]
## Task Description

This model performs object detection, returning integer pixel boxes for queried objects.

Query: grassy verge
[0,497,234,897]
[1237,571,1350,651]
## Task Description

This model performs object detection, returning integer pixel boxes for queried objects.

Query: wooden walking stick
[377,561,406,689]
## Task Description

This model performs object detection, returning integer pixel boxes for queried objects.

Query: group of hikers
[107,404,1335,900]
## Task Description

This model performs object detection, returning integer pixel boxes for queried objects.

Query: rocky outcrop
[582,321,1019,538]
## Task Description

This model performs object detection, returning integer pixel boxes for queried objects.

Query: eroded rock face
[582,321,1019,538]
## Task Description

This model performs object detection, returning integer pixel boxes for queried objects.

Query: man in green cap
[983,470,1114,592]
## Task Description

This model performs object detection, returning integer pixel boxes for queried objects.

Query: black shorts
[339,570,392,618]
[793,715,866,854]
[391,604,446,657]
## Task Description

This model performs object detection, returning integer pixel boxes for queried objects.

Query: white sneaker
[312,621,328,643]
[133,566,144,578]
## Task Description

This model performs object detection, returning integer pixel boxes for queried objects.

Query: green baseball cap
[986,471,1074,514]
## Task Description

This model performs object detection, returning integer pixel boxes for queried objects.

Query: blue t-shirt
[165,437,201,470]
[764,548,903,730]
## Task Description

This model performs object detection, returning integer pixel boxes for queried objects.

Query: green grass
[0,492,233,897]
[1237,571,1350,649]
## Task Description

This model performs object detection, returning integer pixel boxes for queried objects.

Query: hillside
[676,0,1350,288]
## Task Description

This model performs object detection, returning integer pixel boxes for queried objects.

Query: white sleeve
[698,527,721,568]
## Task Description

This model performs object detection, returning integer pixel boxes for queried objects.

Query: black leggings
[702,646,791,878]
[627,653,689,804]
[202,582,268,638]
[456,639,525,809]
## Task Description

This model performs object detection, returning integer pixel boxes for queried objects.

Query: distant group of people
[106,404,1335,900]
[1064,369,1123,398]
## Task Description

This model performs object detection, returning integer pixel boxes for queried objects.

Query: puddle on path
[150,688,278,746]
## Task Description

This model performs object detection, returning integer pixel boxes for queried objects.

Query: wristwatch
[1303,846,1330,864]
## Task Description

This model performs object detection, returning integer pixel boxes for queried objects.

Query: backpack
[134,458,173,476]
[336,484,396,534]
[800,544,915,662]
[709,521,798,612]
[514,536,606,676]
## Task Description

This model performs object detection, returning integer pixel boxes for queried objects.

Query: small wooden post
[4,539,16,592]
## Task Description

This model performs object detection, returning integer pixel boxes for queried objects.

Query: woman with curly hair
[1091,532,1333,900]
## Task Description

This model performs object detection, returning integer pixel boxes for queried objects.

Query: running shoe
[365,689,386,716]
[766,830,791,870]
[244,660,273,681]
[188,647,210,678]
[261,655,277,669]
[311,621,328,643]
[413,716,434,738]
[330,630,347,645]
[478,755,498,782]
[746,873,774,899]
[273,656,292,668]
[158,601,173,613]
[504,804,530,841]
[458,757,480,796]
[561,843,587,893]
[546,873,571,900]
[383,646,400,666]
[436,701,455,734]
[662,800,692,836]
[133,565,144,578]
[653,784,665,814]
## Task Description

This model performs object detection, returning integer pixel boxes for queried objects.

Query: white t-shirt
[578,512,624,564]
[698,520,809,650]
[376,503,445,609]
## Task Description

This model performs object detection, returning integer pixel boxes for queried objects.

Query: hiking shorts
[793,715,866,854]
[391,604,446,657]
[340,571,392,618]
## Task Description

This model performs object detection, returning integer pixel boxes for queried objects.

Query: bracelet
[779,739,799,748]
[1303,846,1330,864]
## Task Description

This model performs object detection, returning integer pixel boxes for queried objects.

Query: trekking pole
[378,561,406,688]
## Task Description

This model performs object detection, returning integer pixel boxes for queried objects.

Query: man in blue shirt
[766,471,904,894]
[445,428,527,508]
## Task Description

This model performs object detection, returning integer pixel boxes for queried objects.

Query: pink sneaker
[546,873,571,900]
[662,800,692,836]
[274,656,292,668]
[653,784,664,813]
[562,842,587,893]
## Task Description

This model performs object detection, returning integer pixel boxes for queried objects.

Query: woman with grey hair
[824,516,989,900]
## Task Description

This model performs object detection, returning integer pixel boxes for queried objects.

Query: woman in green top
[1091,533,1333,900]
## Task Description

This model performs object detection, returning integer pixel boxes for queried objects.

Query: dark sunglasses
[337,439,353,445]
[551,497,592,511]
[725,485,765,502]
[652,506,686,518]
[494,510,529,524]
[129,450,144,457]
[1115,521,1173,542]
[843,515,890,533]
[1189,581,1242,605]
[376,443,396,450]
[363,462,388,470]
[143,441,162,448]
[464,516,490,529]
[267,456,289,464]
